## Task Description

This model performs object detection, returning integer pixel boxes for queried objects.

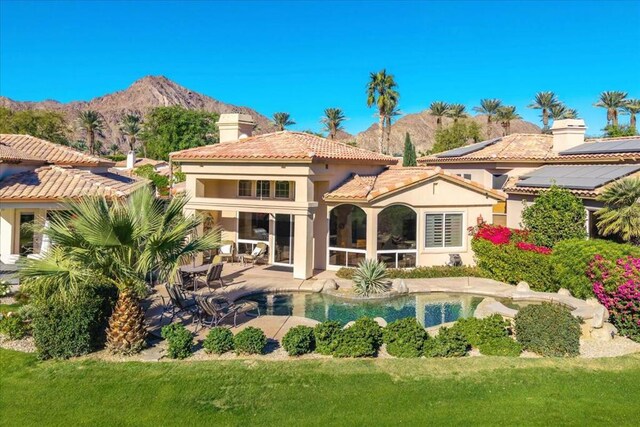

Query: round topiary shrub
[450,314,509,347]
[161,323,193,359]
[423,327,469,358]
[203,327,234,354]
[383,318,428,357]
[314,320,343,355]
[282,325,315,356]
[477,337,522,357]
[332,317,383,358]
[234,327,267,355]
[514,303,581,357]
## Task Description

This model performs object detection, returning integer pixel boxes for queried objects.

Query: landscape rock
[393,279,409,294]
[557,288,572,297]
[321,279,339,292]
[515,281,531,293]
[373,317,387,327]
[590,323,617,342]
[311,281,324,293]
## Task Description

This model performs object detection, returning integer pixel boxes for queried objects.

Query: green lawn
[1,349,639,426]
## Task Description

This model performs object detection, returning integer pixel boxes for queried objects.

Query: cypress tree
[402,132,417,166]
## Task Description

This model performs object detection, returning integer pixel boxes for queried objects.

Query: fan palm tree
[528,91,560,130]
[272,112,296,131]
[428,101,449,129]
[366,69,399,153]
[549,104,580,121]
[595,91,628,127]
[495,106,521,136]
[473,98,502,129]
[321,108,346,139]
[120,113,142,154]
[20,187,220,354]
[445,104,468,123]
[596,177,640,243]
[623,99,640,129]
[77,110,105,155]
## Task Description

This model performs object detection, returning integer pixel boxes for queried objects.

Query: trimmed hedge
[383,318,428,357]
[282,325,315,356]
[314,321,342,355]
[478,337,523,357]
[332,318,383,358]
[161,323,193,359]
[514,303,581,357]
[0,314,28,340]
[234,327,267,355]
[450,314,509,347]
[423,327,469,357]
[336,266,485,280]
[203,327,234,354]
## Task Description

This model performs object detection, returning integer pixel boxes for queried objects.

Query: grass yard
[1,349,639,426]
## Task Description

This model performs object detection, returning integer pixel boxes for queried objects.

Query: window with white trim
[256,180,271,198]
[275,181,291,199]
[238,180,252,197]
[425,213,463,248]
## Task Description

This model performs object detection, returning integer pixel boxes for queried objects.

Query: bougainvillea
[588,255,640,342]
[472,223,551,254]
[474,224,512,245]
[516,241,552,255]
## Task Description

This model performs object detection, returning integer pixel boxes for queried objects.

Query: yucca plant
[352,259,389,296]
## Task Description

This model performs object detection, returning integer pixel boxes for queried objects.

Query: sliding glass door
[274,214,294,266]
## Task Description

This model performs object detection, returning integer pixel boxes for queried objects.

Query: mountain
[0,76,275,148]
[349,111,541,155]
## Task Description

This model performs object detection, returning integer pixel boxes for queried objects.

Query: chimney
[551,119,586,153]
[126,150,136,169]
[217,113,255,143]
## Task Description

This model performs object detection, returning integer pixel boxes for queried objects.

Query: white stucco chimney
[551,119,586,153]
[126,150,136,169]
[217,113,255,143]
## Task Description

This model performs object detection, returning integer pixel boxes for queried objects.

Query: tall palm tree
[428,101,449,129]
[445,104,468,123]
[596,177,640,243]
[120,113,142,154]
[623,99,640,129]
[383,103,401,154]
[595,91,628,127]
[20,187,220,354]
[109,143,120,156]
[366,69,399,153]
[272,112,296,131]
[320,108,346,139]
[495,106,521,136]
[528,91,560,130]
[77,110,105,155]
[473,98,503,131]
[549,104,580,121]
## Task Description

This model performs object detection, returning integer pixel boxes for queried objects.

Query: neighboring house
[171,115,505,279]
[114,154,170,176]
[418,120,640,235]
[0,134,145,264]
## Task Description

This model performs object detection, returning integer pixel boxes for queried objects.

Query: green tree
[428,101,449,129]
[473,99,502,137]
[20,187,220,354]
[134,164,170,196]
[120,113,142,154]
[495,106,521,136]
[140,106,218,160]
[320,108,346,139]
[430,121,482,154]
[402,132,417,166]
[272,112,296,131]
[595,91,628,127]
[445,104,468,123]
[550,104,579,121]
[596,177,640,243]
[109,143,120,156]
[0,107,70,145]
[623,99,640,129]
[521,185,587,248]
[366,69,399,153]
[77,110,105,155]
[603,125,638,137]
[528,91,560,130]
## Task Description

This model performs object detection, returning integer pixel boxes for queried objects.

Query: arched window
[377,205,417,268]
[328,204,367,267]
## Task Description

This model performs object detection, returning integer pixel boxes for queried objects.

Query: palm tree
[473,98,503,130]
[549,104,580,121]
[20,187,220,354]
[321,108,346,139]
[528,91,560,130]
[109,143,120,156]
[366,69,399,153]
[445,104,468,123]
[120,114,142,154]
[495,106,521,136]
[595,91,628,127]
[383,103,401,154]
[272,112,296,131]
[623,99,640,129]
[428,101,449,129]
[77,110,105,155]
[596,177,640,243]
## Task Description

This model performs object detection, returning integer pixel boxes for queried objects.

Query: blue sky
[1,1,639,135]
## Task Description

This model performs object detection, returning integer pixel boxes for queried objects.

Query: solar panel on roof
[559,139,640,155]
[516,164,640,190]
[435,137,501,158]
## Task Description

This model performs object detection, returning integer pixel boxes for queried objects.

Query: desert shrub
[161,323,193,359]
[0,313,28,340]
[282,325,315,356]
[423,327,469,357]
[514,303,581,357]
[478,337,522,357]
[552,239,640,299]
[314,320,343,355]
[352,259,389,296]
[450,314,509,347]
[383,318,428,357]
[336,266,485,280]
[336,268,356,280]
[589,255,640,342]
[332,317,383,358]
[234,327,267,355]
[203,327,234,354]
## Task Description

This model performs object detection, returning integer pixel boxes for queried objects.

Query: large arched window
[377,205,417,268]
[328,204,367,267]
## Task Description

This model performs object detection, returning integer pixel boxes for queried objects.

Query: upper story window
[256,180,271,198]
[275,181,291,199]
[238,180,252,197]
[425,212,463,248]
[456,173,472,180]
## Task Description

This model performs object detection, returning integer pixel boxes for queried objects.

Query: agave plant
[352,259,389,296]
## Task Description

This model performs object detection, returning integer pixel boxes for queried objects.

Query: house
[114,153,170,176]
[0,134,146,264]
[171,114,506,279]
[418,120,640,235]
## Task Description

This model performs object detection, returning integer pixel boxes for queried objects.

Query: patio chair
[218,240,236,264]
[194,295,260,329]
[195,262,225,291]
[242,242,268,266]
[161,283,198,323]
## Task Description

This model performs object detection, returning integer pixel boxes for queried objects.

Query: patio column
[293,212,313,279]
[0,208,16,264]
[366,207,377,261]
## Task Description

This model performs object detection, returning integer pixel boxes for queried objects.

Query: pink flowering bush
[516,241,552,255]
[474,224,512,245]
[588,255,640,342]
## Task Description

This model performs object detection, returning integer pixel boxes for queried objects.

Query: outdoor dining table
[179,263,211,292]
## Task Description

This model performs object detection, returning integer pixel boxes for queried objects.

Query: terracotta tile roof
[324,166,506,202]
[0,142,43,164]
[0,165,147,202]
[170,131,397,165]
[0,134,114,166]
[418,134,640,164]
